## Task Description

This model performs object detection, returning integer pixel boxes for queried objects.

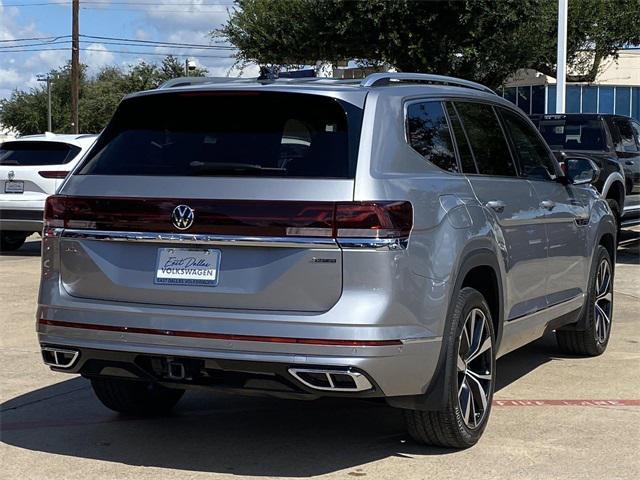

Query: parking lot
[0,230,638,480]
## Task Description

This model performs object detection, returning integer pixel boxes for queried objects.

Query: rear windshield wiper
[189,161,287,175]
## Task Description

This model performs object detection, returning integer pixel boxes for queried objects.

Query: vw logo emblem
[7,170,15,181]
[171,204,195,230]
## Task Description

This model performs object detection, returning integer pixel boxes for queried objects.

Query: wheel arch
[387,247,504,412]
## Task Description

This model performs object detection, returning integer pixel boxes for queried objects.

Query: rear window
[79,92,363,178]
[0,141,81,166]
[538,117,607,151]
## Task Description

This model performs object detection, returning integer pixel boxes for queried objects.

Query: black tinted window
[79,92,362,178]
[406,101,458,172]
[612,118,639,153]
[446,103,477,173]
[538,117,606,151]
[500,109,557,181]
[454,102,516,176]
[0,141,81,166]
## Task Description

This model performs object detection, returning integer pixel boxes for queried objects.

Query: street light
[36,74,52,132]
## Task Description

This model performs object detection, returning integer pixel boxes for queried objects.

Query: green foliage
[218,0,640,87]
[0,56,208,135]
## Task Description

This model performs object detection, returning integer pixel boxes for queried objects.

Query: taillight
[44,196,413,239]
[39,171,69,179]
[334,202,412,238]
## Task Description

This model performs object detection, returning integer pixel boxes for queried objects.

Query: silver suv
[37,73,616,448]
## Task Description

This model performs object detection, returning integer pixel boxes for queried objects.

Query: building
[500,49,640,120]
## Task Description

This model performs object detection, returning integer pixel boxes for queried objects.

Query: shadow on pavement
[617,228,639,265]
[0,335,563,476]
[0,238,41,257]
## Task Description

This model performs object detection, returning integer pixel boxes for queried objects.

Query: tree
[217,0,640,87]
[0,56,208,135]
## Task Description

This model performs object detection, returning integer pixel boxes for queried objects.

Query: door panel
[529,180,591,304]
[468,176,548,320]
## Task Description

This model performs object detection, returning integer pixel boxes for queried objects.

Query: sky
[0,0,259,99]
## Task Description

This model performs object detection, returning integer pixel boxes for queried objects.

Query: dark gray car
[37,73,616,448]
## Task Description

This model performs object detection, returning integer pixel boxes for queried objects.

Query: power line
[0,46,234,58]
[80,34,234,49]
[0,35,71,43]
[3,1,236,6]
[0,39,234,50]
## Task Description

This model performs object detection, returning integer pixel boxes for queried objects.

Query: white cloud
[83,43,116,73]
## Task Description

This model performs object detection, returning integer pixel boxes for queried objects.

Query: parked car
[530,113,640,230]
[37,73,616,448]
[0,133,97,251]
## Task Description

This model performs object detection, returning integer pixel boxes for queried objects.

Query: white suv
[0,133,97,251]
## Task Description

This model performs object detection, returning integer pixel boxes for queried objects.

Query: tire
[404,287,496,448]
[556,245,613,356]
[91,378,184,415]
[606,198,621,242]
[0,231,28,252]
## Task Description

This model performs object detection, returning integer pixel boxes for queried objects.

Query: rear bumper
[38,316,442,398]
[0,208,43,232]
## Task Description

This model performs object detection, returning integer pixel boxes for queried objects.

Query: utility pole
[556,0,568,114]
[71,0,80,133]
[37,74,52,132]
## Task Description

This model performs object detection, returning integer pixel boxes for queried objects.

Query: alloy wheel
[457,308,493,429]
[594,259,613,344]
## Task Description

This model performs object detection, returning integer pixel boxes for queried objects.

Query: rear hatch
[53,89,365,312]
[0,140,81,202]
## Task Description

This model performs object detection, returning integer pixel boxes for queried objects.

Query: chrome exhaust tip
[288,368,373,392]
[41,346,80,369]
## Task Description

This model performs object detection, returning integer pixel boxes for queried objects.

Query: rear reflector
[39,171,69,179]
[44,196,412,239]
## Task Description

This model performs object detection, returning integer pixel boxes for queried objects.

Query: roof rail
[158,76,256,89]
[360,73,497,95]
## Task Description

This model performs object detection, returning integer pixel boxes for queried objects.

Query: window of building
[517,86,531,114]
[566,86,581,113]
[599,87,614,113]
[406,101,459,172]
[547,85,557,114]
[504,87,517,105]
[531,86,545,114]
[454,102,516,177]
[633,88,640,121]
[582,86,597,113]
[615,87,631,116]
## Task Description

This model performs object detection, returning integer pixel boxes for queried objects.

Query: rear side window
[0,141,81,166]
[406,101,459,172]
[445,103,477,174]
[612,118,639,153]
[499,108,558,181]
[454,102,517,177]
[79,92,362,179]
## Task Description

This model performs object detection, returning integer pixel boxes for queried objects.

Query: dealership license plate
[155,248,221,286]
[4,180,24,194]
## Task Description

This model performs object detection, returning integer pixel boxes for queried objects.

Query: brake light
[335,202,412,238]
[39,171,69,179]
[44,196,413,239]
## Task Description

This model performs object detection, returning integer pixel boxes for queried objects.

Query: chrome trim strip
[59,229,410,250]
[60,229,339,249]
[337,237,409,250]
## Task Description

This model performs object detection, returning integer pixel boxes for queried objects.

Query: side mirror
[565,157,600,185]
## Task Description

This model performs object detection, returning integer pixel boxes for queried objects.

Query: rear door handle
[626,160,634,165]
[540,200,556,210]
[485,200,506,213]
